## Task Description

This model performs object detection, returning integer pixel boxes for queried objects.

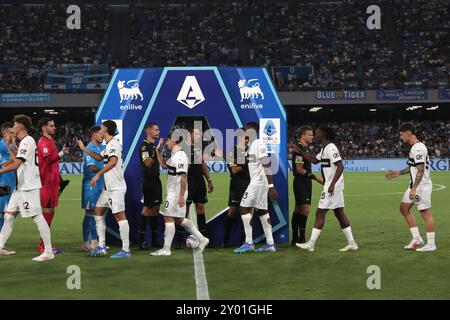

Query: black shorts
[187,177,208,204]
[293,176,312,206]
[142,178,162,208]
[228,179,250,207]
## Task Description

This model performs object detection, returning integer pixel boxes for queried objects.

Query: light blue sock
[82,214,90,242]
[88,215,98,241]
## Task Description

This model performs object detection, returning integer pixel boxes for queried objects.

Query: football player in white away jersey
[234,122,279,253]
[151,131,209,256]
[385,122,436,252]
[290,127,358,252]
[0,115,55,262]
[78,120,131,259]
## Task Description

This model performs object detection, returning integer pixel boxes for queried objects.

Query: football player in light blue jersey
[0,123,16,231]
[81,126,105,252]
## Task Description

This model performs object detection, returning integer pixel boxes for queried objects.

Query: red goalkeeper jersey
[37,136,61,187]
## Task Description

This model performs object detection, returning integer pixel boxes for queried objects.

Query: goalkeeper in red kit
[36,117,69,254]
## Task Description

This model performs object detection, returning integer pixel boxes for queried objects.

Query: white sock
[259,214,274,245]
[181,218,204,241]
[241,213,253,244]
[0,213,15,249]
[427,232,435,246]
[410,226,422,242]
[309,228,322,247]
[33,214,52,254]
[163,222,175,250]
[94,216,106,247]
[342,226,356,245]
[118,220,130,252]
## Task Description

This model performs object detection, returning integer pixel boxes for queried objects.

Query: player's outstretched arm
[288,143,320,164]
[77,140,103,161]
[0,158,23,174]
[385,167,408,180]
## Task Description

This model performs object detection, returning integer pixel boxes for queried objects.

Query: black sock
[224,216,235,245]
[291,213,300,243]
[149,216,159,244]
[175,224,185,245]
[299,214,308,241]
[197,214,207,236]
[139,215,149,245]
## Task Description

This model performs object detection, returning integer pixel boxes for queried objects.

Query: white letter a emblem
[177,76,205,109]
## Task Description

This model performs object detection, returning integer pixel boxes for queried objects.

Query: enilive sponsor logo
[238,79,264,109]
[117,80,144,110]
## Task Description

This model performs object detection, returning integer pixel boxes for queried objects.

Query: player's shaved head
[13,114,33,131]
[144,122,158,130]
[317,126,335,143]
[102,120,117,136]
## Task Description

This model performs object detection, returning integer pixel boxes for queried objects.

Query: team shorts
[401,186,432,211]
[96,189,126,214]
[82,183,103,210]
[318,189,345,210]
[163,195,187,218]
[228,179,250,207]
[187,177,208,205]
[6,189,42,218]
[293,176,312,206]
[40,184,59,208]
[142,178,163,208]
[240,182,269,211]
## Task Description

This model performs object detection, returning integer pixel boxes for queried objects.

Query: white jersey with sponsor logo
[16,135,41,191]
[166,148,189,198]
[247,138,269,186]
[316,143,344,191]
[408,142,432,188]
[101,138,126,191]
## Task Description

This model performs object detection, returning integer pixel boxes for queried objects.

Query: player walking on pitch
[385,122,436,252]
[37,117,69,254]
[78,120,131,258]
[80,126,104,252]
[0,115,55,261]
[290,127,358,252]
[234,122,278,253]
[151,131,209,256]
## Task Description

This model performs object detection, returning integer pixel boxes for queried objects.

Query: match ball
[186,235,200,249]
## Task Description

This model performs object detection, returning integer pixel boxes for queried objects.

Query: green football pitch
[0,171,449,300]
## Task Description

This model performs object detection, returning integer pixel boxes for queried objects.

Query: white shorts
[401,186,432,211]
[240,183,269,210]
[96,189,126,214]
[6,189,42,218]
[163,196,187,218]
[318,189,345,210]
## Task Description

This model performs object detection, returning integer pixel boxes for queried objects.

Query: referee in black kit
[138,123,163,249]
[290,126,323,245]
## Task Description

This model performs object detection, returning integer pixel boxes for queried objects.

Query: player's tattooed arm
[399,167,410,175]
[385,167,408,180]
[412,164,424,189]
[155,138,168,169]
[178,174,187,207]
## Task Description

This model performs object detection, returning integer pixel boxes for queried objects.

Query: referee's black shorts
[142,178,162,208]
[187,177,208,205]
[228,178,250,207]
[293,176,312,206]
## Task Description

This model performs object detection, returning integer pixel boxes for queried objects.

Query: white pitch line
[189,206,210,301]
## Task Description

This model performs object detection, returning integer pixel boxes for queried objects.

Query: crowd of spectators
[0,1,449,93]
[288,120,450,159]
